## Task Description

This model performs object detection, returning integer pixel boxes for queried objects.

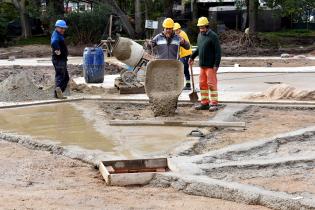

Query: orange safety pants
[199,67,218,105]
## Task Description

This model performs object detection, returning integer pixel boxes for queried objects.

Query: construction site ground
[0,51,315,209]
[0,140,270,210]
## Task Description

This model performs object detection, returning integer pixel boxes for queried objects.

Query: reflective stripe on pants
[199,67,218,105]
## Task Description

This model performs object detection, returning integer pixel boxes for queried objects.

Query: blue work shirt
[51,30,68,60]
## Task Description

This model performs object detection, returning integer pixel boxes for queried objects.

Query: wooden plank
[99,161,111,185]
[99,158,168,186]
[106,166,115,173]
[119,86,145,94]
[109,172,155,186]
[109,120,246,128]
[102,158,168,170]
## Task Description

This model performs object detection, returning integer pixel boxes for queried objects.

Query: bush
[65,5,111,45]
[186,20,199,45]
[0,2,19,47]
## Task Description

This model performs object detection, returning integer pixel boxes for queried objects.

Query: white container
[112,37,145,67]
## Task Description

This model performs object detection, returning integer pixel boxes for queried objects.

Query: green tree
[266,0,315,17]
[11,0,32,38]
[65,4,111,44]
[0,2,19,46]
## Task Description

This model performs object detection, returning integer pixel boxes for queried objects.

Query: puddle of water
[0,103,192,158]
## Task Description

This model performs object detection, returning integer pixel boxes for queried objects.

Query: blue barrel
[83,47,105,83]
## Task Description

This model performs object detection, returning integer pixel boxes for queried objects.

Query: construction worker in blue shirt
[51,20,69,99]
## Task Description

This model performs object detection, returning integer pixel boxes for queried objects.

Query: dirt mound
[69,79,112,95]
[105,63,124,75]
[247,84,315,101]
[0,72,53,102]
[220,30,244,45]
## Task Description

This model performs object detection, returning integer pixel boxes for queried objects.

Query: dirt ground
[219,30,315,56]
[98,102,217,121]
[0,140,269,210]
[0,63,124,102]
[0,44,86,59]
[192,106,315,154]
[1,39,315,59]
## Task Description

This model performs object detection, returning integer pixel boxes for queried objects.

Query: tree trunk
[249,0,258,34]
[12,0,31,38]
[191,0,198,21]
[100,0,135,38]
[144,0,149,20]
[135,0,142,36]
[47,0,64,18]
[163,0,174,17]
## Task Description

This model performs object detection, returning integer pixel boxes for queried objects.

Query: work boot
[195,103,209,110]
[209,105,219,112]
[183,83,191,90]
[55,87,67,99]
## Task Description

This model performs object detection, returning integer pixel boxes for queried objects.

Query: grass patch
[258,29,315,47]
[15,36,50,46]
[260,29,315,38]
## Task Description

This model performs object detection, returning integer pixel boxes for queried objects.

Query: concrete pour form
[1,100,315,210]
[163,126,315,210]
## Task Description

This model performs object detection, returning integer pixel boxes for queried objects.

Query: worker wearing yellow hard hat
[197,17,209,27]
[189,17,222,112]
[150,18,190,60]
[162,18,174,28]
[173,22,193,90]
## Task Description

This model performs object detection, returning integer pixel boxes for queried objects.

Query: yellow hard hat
[173,22,181,30]
[163,18,174,28]
[197,17,209,27]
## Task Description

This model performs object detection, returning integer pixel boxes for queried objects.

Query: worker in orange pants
[199,67,218,107]
[189,17,221,112]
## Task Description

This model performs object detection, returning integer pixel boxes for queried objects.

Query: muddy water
[0,103,191,158]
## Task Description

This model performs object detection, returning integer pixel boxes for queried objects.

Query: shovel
[189,64,199,103]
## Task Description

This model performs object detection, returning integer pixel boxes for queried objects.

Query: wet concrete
[210,104,248,121]
[149,173,315,210]
[151,127,315,210]
[150,93,179,117]
[145,60,184,116]
[0,103,193,158]
[1,101,315,209]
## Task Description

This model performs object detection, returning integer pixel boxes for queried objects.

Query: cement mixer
[112,37,154,85]
[112,38,185,116]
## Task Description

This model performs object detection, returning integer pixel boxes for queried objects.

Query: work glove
[54,50,61,55]
[188,58,194,66]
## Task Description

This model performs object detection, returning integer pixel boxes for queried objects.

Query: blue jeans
[179,56,190,82]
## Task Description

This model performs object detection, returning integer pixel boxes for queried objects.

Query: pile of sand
[0,72,53,102]
[247,84,315,101]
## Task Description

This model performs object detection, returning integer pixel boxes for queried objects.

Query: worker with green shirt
[189,17,221,112]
